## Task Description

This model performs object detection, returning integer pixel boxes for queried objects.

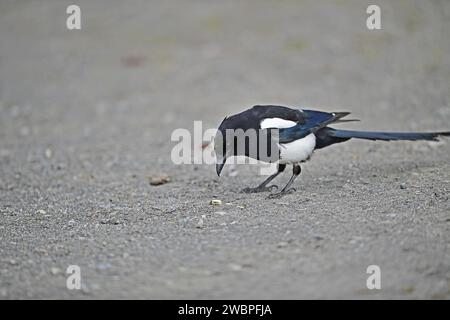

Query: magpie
[214,105,450,199]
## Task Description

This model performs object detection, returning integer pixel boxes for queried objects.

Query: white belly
[279,133,316,164]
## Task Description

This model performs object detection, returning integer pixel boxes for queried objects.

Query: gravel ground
[1,0,450,299]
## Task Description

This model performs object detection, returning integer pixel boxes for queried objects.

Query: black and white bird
[214,105,450,198]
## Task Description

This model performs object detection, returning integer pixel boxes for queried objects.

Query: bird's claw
[266,188,296,199]
[241,185,278,193]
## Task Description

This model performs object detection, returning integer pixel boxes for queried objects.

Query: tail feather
[333,119,360,124]
[328,128,450,142]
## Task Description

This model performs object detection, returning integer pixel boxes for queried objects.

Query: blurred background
[1,0,449,299]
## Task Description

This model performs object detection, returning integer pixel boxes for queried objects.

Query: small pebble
[149,174,170,186]
[45,148,52,159]
[96,262,112,271]
[34,247,48,255]
[229,263,243,271]
[196,218,204,229]
[400,183,407,189]
[50,267,61,275]
[277,241,288,248]
[403,286,415,294]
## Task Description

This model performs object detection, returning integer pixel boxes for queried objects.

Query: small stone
[45,148,52,159]
[96,262,112,271]
[34,247,48,255]
[196,218,204,229]
[400,183,407,189]
[149,174,170,186]
[228,263,243,271]
[50,267,61,275]
[277,241,288,248]
[36,209,47,214]
[403,286,415,294]
[210,199,222,206]
[9,259,17,266]
[237,205,245,209]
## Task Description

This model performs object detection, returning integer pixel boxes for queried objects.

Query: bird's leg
[267,164,301,199]
[241,164,286,193]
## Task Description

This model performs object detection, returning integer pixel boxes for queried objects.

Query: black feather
[327,128,450,142]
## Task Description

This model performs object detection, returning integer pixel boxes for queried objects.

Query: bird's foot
[241,185,278,194]
[266,188,296,199]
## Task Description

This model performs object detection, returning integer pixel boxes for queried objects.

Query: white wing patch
[260,118,296,129]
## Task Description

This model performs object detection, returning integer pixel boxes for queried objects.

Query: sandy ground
[1,0,450,299]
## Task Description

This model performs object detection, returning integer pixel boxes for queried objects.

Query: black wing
[278,110,350,143]
[221,105,305,131]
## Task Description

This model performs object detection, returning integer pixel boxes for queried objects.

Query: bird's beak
[216,162,225,177]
